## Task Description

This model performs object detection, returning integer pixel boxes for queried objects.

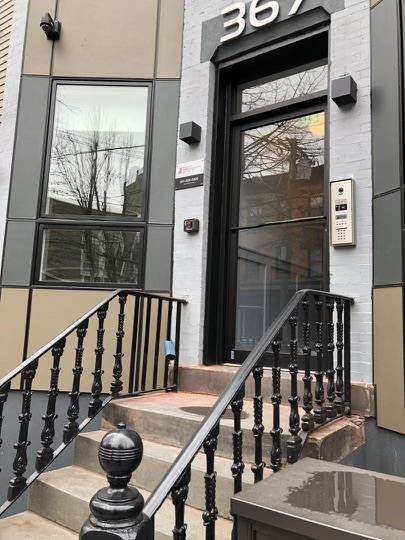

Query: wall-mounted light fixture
[40,13,61,41]
[179,122,202,145]
[331,75,358,106]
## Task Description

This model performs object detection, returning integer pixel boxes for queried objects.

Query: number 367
[221,0,305,43]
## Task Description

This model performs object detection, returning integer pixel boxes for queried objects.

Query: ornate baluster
[63,321,89,443]
[251,361,265,482]
[88,304,108,417]
[287,314,302,464]
[326,298,337,419]
[270,333,282,472]
[8,359,38,501]
[171,464,191,540]
[36,338,66,471]
[231,384,245,495]
[335,298,345,414]
[203,423,219,540]
[0,381,10,471]
[301,298,314,431]
[111,293,127,396]
[314,296,327,424]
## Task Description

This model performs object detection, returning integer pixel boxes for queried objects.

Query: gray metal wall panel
[8,76,50,219]
[144,225,172,291]
[371,0,402,195]
[148,80,180,225]
[2,220,36,286]
[374,193,402,286]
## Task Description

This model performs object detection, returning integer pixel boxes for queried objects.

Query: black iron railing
[80,289,354,540]
[0,289,186,516]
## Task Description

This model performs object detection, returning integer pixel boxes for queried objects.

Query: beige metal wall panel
[0,288,28,380]
[52,0,158,78]
[156,0,184,79]
[374,287,405,433]
[22,0,55,75]
[27,289,135,393]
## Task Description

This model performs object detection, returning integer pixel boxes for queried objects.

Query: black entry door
[228,110,328,364]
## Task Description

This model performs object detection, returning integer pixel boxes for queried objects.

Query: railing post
[270,332,282,472]
[335,298,345,414]
[111,292,128,396]
[171,464,191,540]
[287,314,302,464]
[36,338,66,471]
[64,321,89,443]
[314,296,327,424]
[8,359,38,501]
[80,423,153,540]
[231,384,245,494]
[88,304,108,417]
[251,360,265,482]
[326,298,337,419]
[344,300,352,413]
[0,382,10,472]
[301,298,314,431]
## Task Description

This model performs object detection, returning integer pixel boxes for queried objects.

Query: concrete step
[28,465,233,540]
[75,430,271,518]
[102,391,292,464]
[102,392,365,465]
[176,365,375,417]
[0,511,77,539]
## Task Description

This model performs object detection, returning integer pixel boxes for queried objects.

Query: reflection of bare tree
[241,113,325,225]
[42,228,140,284]
[80,230,139,284]
[44,110,145,283]
[242,65,327,112]
[49,112,145,217]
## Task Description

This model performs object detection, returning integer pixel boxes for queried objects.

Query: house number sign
[221,0,305,42]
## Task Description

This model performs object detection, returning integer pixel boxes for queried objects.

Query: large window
[38,82,150,286]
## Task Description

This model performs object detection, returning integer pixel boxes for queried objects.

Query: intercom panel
[330,178,355,247]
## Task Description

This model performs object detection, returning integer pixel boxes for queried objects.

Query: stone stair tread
[29,465,233,539]
[107,391,291,427]
[0,511,77,539]
[78,430,271,484]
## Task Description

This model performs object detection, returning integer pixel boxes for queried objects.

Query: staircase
[0,366,365,539]
[0,289,362,538]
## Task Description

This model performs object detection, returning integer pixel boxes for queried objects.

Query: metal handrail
[0,289,187,389]
[0,288,187,517]
[143,289,354,518]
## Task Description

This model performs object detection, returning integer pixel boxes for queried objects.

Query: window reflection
[239,112,325,227]
[235,223,325,350]
[40,228,142,284]
[46,85,148,218]
[240,64,328,113]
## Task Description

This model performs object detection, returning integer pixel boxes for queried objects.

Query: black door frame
[204,30,330,366]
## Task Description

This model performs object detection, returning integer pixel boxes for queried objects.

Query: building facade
[0,0,404,432]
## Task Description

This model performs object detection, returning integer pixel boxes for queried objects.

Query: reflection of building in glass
[48,128,145,217]
[40,226,141,284]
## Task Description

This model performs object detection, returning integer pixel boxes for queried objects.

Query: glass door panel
[235,221,326,351]
[232,110,326,359]
[239,112,325,227]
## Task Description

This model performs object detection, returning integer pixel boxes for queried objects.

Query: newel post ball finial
[80,423,153,539]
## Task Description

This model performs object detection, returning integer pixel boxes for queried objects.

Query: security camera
[40,13,61,41]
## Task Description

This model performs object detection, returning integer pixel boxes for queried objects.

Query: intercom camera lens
[338,187,344,194]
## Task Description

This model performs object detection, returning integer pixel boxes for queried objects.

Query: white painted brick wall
[0,0,28,258]
[330,0,372,383]
[175,0,373,383]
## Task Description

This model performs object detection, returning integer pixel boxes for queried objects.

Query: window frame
[40,79,153,223]
[35,222,146,289]
[35,79,153,289]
